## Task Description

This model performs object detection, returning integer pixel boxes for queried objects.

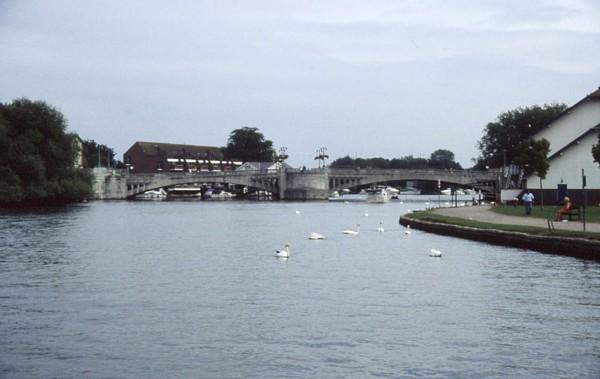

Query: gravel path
[432,205,600,233]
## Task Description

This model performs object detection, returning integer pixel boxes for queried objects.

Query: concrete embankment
[399,216,600,260]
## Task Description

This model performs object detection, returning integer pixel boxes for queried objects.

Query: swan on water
[405,229,411,235]
[295,210,301,214]
[364,212,369,217]
[275,244,290,258]
[309,232,325,240]
[343,224,360,235]
[377,222,384,232]
[429,249,442,257]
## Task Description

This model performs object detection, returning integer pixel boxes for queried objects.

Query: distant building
[237,161,293,172]
[123,141,242,173]
[526,87,600,204]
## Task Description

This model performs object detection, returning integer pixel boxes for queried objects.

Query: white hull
[366,189,390,203]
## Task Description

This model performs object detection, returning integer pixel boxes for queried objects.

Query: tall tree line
[0,98,92,205]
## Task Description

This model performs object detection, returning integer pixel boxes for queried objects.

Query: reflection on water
[1,201,599,378]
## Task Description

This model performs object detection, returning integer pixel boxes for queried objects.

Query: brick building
[123,141,242,173]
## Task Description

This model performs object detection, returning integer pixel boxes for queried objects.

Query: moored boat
[366,187,390,203]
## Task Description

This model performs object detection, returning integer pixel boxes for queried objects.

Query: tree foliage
[224,127,275,162]
[593,133,600,167]
[330,150,461,170]
[0,98,93,205]
[429,149,462,170]
[475,103,567,169]
[82,139,121,168]
[513,138,551,179]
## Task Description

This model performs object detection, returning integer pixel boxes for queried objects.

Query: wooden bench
[559,206,581,221]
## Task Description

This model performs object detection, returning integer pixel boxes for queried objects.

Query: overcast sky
[1,0,598,167]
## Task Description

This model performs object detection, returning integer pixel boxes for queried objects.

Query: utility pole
[502,148,506,189]
[582,169,587,232]
[437,179,441,208]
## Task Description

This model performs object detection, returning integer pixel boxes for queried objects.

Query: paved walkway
[432,206,600,233]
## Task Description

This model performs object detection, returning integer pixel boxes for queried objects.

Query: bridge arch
[124,170,281,198]
[327,169,498,193]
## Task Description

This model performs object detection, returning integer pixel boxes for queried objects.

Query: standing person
[522,190,535,215]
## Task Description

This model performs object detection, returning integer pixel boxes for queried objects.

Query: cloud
[0,0,598,166]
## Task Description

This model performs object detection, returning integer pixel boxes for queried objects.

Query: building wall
[123,143,158,173]
[123,142,240,173]
[534,100,600,155]
[528,131,600,190]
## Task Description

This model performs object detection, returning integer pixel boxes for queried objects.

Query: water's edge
[399,216,600,260]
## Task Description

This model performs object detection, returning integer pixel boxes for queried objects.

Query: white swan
[377,222,384,232]
[405,229,411,235]
[343,224,360,235]
[275,244,290,258]
[429,249,442,257]
[308,232,325,240]
[295,210,301,214]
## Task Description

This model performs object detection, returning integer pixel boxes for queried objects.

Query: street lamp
[314,147,328,169]
[277,147,288,169]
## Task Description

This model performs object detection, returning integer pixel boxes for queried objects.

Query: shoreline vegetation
[401,209,600,260]
[0,98,93,207]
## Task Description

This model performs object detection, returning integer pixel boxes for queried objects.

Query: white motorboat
[366,187,389,203]
[385,186,400,195]
[210,189,234,199]
[137,188,167,200]
[167,186,202,198]
[398,187,421,195]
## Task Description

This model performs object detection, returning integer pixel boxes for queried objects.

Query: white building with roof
[526,87,600,205]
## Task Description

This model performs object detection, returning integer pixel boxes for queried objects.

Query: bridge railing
[327,168,499,178]
[125,169,280,183]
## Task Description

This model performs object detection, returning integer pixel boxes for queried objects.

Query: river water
[1,200,599,378]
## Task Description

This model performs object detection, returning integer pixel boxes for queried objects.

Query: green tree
[513,137,551,207]
[475,103,567,169]
[513,138,551,179]
[82,139,120,168]
[0,98,93,205]
[224,127,275,162]
[329,155,356,168]
[429,149,462,170]
[593,133,600,167]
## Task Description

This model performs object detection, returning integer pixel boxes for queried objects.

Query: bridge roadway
[109,167,500,200]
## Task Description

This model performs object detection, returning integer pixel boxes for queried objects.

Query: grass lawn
[492,204,600,223]
[405,210,600,241]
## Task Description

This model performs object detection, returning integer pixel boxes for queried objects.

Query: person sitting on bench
[555,197,572,221]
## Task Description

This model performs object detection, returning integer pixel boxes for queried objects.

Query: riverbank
[401,206,600,260]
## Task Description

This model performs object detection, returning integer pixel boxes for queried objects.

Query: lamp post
[314,147,328,169]
[277,147,288,164]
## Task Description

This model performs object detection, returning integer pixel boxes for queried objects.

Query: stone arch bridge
[93,167,500,200]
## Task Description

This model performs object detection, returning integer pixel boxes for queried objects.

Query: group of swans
[276,210,442,259]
